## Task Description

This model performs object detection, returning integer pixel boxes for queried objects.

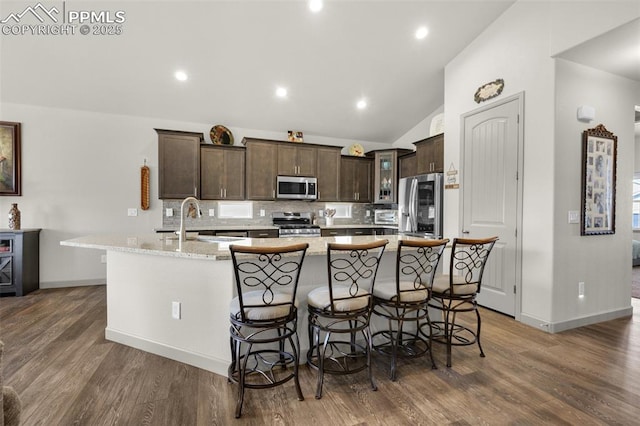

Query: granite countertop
[155,224,397,232]
[155,225,279,232]
[61,233,418,261]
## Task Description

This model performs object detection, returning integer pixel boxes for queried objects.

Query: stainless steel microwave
[276,176,317,200]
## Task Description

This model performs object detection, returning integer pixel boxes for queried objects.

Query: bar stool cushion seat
[372,280,428,303]
[308,285,369,312]
[431,275,477,296]
[230,291,296,321]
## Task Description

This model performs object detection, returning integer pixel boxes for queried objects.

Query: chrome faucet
[178,196,201,251]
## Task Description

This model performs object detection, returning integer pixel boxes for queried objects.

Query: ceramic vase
[8,203,20,230]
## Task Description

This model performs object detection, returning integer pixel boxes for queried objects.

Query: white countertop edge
[60,239,220,260]
[60,234,425,261]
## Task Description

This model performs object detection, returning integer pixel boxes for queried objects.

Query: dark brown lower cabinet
[0,229,41,297]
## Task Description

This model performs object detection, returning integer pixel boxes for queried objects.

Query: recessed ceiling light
[276,87,288,98]
[174,70,188,81]
[357,99,367,110]
[415,26,429,40]
[309,0,323,13]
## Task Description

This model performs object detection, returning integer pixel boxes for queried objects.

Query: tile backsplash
[162,200,395,228]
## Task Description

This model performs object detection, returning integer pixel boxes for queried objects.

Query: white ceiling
[0,0,516,143]
[557,18,640,84]
[2,2,638,143]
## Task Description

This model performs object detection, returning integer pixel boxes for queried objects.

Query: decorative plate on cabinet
[348,143,364,156]
[210,125,234,145]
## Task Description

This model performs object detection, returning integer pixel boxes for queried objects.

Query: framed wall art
[0,121,21,196]
[581,124,617,235]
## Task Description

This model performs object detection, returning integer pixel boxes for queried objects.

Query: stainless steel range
[272,212,321,238]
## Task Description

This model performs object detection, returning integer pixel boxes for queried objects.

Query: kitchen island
[61,234,431,376]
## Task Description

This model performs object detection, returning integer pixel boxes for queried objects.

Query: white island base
[64,234,425,377]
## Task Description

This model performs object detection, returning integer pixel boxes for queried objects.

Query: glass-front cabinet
[374,150,399,203]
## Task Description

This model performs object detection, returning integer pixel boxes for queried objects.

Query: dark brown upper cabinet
[415,133,444,174]
[200,145,245,200]
[156,129,203,199]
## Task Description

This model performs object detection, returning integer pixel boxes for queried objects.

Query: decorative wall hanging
[474,78,504,103]
[141,160,150,211]
[0,121,21,196]
[581,124,617,236]
[287,130,304,143]
[210,125,234,145]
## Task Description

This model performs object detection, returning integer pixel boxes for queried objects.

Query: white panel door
[462,96,522,316]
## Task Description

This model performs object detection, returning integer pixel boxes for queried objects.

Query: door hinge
[513,285,516,294]
[517,114,520,124]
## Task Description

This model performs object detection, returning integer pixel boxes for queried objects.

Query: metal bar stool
[426,236,498,367]
[228,243,308,418]
[372,238,449,381]
[306,239,388,399]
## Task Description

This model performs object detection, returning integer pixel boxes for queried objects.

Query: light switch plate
[172,301,181,319]
[568,210,579,224]
[208,209,215,217]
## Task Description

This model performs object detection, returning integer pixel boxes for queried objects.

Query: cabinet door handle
[224,188,227,198]
[272,189,275,198]
[220,188,223,197]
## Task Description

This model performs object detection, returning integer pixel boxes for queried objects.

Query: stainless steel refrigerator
[398,173,443,238]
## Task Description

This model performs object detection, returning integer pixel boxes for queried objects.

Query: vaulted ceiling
[0,0,515,143]
[1,2,637,143]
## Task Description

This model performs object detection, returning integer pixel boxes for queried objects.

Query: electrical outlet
[318,210,324,217]
[166,208,174,217]
[208,209,215,217]
[128,208,138,217]
[260,209,265,217]
[100,254,107,263]
[366,210,371,217]
[578,281,585,298]
[172,301,181,319]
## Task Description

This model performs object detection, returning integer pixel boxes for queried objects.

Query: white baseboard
[105,327,229,377]
[40,279,106,289]
[520,306,633,334]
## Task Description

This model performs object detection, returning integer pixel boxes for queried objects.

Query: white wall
[392,105,444,150]
[443,0,639,330]
[554,59,638,323]
[2,102,390,287]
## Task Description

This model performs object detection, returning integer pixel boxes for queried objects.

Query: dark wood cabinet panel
[321,227,394,237]
[399,152,417,178]
[316,146,341,201]
[371,149,411,204]
[340,156,372,202]
[0,229,41,297]
[247,229,279,238]
[415,133,444,174]
[245,139,277,200]
[200,146,245,200]
[321,228,350,237]
[277,144,317,176]
[156,129,203,199]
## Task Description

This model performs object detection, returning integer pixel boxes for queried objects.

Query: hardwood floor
[1,285,639,425]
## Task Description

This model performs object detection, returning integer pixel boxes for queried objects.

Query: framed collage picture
[581,124,617,235]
